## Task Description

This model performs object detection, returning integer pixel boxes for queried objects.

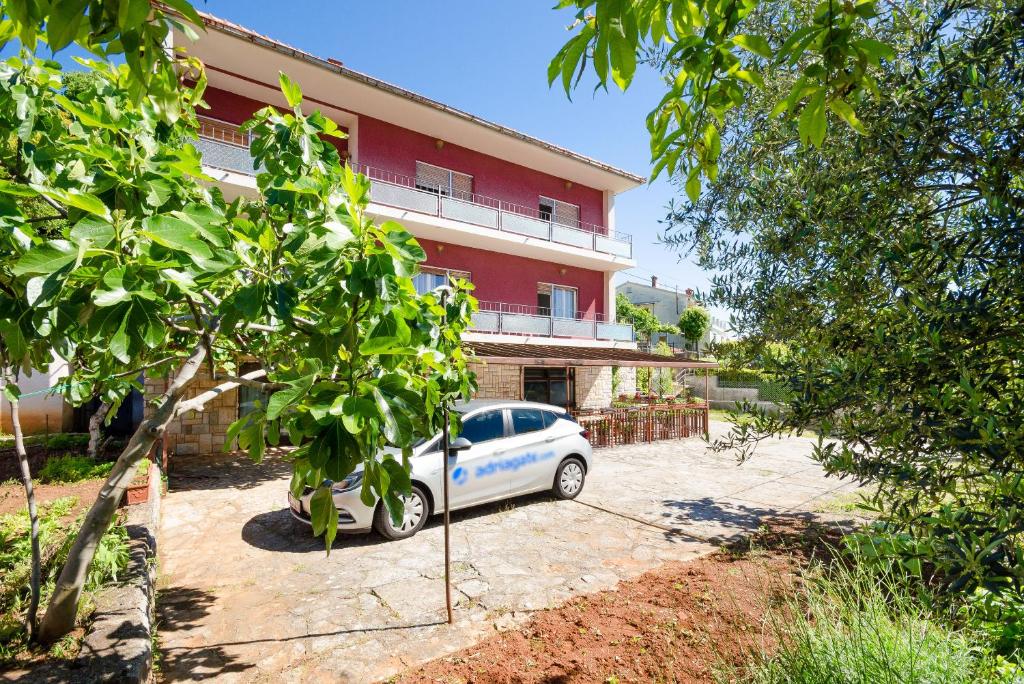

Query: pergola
[466,341,719,401]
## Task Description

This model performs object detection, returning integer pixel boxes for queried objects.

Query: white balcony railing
[193,127,633,259]
[471,301,634,342]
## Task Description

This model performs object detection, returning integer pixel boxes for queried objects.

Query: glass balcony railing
[470,301,635,342]
[194,120,633,259]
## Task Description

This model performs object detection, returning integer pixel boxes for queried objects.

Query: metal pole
[441,407,453,624]
[704,369,710,438]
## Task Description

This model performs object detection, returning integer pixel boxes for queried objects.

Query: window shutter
[450,170,473,199]
[197,116,249,147]
[552,199,580,228]
[415,161,473,198]
[539,195,580,228]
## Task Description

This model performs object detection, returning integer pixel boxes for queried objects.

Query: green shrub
[0,497,131,661]
[734,560,1010,684]
[43,433,90,450]
[38,455,114,484]
[961,588,1024,667]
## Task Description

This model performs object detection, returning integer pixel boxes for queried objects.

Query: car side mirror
[447,437,472,454]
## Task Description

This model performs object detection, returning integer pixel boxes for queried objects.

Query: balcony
[195,117,264,175]
[357,165,633,259]
[194,122,633,260]
[471,301,634,342]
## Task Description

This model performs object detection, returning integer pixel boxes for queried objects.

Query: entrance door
[523,367,575,410]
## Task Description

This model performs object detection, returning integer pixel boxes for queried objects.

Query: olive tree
[550,0,1024,594]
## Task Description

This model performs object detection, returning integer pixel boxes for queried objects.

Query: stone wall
[144,370,238,457]
[575,366,613,410]
[472,362,522,401]
[613,366,637,399]
[148,361,624,458]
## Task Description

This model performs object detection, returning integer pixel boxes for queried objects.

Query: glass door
[551,286,577,319]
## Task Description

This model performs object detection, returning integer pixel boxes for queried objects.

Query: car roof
[453,399,569,415]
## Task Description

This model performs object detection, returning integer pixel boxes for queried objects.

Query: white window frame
[537,282,579,319]
[413,265,472,294]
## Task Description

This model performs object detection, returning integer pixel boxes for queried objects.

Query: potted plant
[122,458,158,506]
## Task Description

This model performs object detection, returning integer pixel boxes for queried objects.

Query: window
[415,161,473,199]
[237,361,269,419]
[413,266,471,295]
[511,408,547,435]
[539,195,580,228]
[537,283,577,319]
[524,367,575,409]
[459,410,505,443]
[541,411,561,428]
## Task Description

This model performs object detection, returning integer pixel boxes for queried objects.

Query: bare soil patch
[0,479,104,517]
[398,520,839,684]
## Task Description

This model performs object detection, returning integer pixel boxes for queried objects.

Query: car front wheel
[373,485,429,540]
[553,458,586,500]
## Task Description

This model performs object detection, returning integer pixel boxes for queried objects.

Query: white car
[288,400,593,540]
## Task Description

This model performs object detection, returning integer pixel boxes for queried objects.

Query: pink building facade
[158,12,643,444]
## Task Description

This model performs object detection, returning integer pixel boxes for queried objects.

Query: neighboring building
[1,353,73,436]
[617,277,733,351]
[146,13,658,455]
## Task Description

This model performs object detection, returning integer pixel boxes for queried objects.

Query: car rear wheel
[553,458,586,500]
[373,485,429,540]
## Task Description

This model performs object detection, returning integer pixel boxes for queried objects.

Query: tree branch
[175,368,269,415]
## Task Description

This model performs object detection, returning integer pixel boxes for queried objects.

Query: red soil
[399,521,837,684]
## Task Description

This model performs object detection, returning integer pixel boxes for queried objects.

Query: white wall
[1,354,71,435]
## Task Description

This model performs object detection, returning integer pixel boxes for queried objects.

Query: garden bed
[398,521,834,684]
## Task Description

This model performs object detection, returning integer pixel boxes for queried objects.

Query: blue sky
[188,0,717,306]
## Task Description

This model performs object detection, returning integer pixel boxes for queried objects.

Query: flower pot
[120,461,161,507]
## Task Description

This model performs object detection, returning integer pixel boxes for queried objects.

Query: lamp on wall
[435,139,445,150]
[559,267,568,275]
[564,180,573,190]
[436,244,445,253]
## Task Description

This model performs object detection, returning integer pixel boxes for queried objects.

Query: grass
[709,408,756,424]
[727,558,1013,684]
[0,433,90,450]
[0,496,131,663]
[814,491,872,514]
[37,455,115,485]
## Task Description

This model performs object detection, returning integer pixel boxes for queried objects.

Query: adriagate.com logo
[450,451,557,486]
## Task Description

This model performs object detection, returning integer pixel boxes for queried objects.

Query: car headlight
[331,471,363,493]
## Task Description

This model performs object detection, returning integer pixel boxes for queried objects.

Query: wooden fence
[571,403,709,449]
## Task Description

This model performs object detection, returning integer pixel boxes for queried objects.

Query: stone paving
[156,423,858,682]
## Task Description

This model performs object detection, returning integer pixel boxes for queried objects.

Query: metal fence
[471,301,634,341]
[570,403,709,449]
[717,377,791,403]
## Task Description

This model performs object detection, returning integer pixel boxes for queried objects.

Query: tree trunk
[1,371,41,640]
[36,343,266,644]
[36,341,210,644]
[86,401,110,460]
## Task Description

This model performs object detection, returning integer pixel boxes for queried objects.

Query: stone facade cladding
[615,366,637,398]
[472,362,622,410]
[146,362,628,457]
[143,369,238,457]
[471,362,523,401]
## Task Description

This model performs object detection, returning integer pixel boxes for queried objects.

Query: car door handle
[544,437,557,443]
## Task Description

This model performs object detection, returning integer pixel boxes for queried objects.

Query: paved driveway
[156,423,856,682]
